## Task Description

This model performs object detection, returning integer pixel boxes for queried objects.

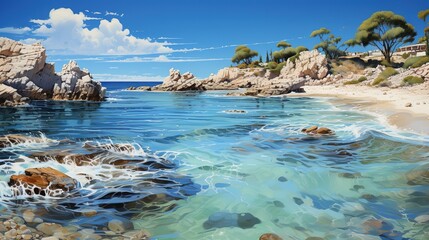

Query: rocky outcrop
[9,167,78,195]
[151,68,205,91]
[130,50,329,96]
[0,38,105,106]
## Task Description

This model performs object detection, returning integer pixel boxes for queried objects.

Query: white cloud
[158,37,182,40]
[29,8,173,55]
[107,55,227,63]
[94,12,102,15]
[92,73,164,82]
[0,27,32,34]
[19,38,42,44]
[105,11,122,17]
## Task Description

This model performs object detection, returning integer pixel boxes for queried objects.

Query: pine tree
[259,55,262,63]
[265,52,269,63]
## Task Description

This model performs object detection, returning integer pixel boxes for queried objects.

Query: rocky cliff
[0,38,105,106]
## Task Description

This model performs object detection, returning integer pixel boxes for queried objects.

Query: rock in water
[0,38,105,106]
[9,167,77,195]
[301,126,334,135]
[203,212,261,229]
[260,233,283,240]
[0,134,50,148]
[152,68,205,91]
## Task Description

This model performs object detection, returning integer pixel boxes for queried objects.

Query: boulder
[0,38,105,106]
[0,134,50,148]
[301,126,334,135]
[9,167,78,195]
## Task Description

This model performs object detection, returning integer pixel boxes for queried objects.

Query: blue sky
[0,0,427,81]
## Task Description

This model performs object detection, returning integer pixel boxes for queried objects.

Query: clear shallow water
[0,82,429,239]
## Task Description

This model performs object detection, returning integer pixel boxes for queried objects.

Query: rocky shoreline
[0,38,106,106]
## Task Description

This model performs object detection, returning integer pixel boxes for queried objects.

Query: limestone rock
[153,68,205,91]
[108,219,134,233]
[9,167,78,195]
[0,38,105,106]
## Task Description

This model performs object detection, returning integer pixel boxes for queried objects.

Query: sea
[0,81,428,239]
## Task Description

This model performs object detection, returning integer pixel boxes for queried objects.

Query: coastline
[289,84,429,135]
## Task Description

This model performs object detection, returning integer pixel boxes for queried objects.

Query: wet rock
[273,200,285,208]
[127,86,151,91]
[81,210,97,217]
[415,214,429,223]
[351,185,365,191]
[0,134,49,148]
[361,194,377,202]
[362,219,394,236]
[9,167,78,194]
[83,142,136,152]
[278,176,288,182]
[23,210,35,223]
[406,169,429,185]
[203,212,261,229]
[36,223,63,236]
[338,172,361,179]
[259,233,283,240]
[293,197,304,205]
[301,126,334,135]
[123,230,150,240]
[225,109,247,114]
[108,219,134,234]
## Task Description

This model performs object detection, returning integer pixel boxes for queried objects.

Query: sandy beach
[290,84,429,135]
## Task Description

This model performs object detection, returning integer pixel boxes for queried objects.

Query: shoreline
[289,84,429,136]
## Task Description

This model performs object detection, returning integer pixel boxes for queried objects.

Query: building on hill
[396,43,426,56]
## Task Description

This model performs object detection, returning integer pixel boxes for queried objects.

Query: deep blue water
[0,83,429,239]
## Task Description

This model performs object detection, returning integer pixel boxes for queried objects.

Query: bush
[237,63,248,69]
[372,77,386,86]
[380,59,392,67]
[344,76,367,85]
[402,52,411,59]
[372,67,398,86]
[248,61,261,68]
[266,61,285,75]
[403,56,429,69]
[380,67,398,79]
[403,76,424,85]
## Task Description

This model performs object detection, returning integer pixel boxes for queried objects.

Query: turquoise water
[1,83,429,239]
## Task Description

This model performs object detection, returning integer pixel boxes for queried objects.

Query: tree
[259,55,263,63]
[265,51,270,63]
[231,45,258,65]
[276,41,291,49]
[418,9,429,56]
[348,11,416,63]
[310,27,345,59]
[273,47,297,63]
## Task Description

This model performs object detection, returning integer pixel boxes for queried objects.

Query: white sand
[289,84,429,135]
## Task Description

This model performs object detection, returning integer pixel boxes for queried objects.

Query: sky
[0,0,428,82]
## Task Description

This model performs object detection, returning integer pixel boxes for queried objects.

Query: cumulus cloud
[0,27,32,34]
[107,55,227,63]
[92,73,164,82]
[105,11,123,17]
[29,8,173,55]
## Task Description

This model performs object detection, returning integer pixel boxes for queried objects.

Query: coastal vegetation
[372,67,398,85]
[403,75,424,85]
[344,76,367,85]
[310,27,345,59]
[231,45,258,65]
[418,9,429,56]
[347,11,416,64]
[403,56,429,68]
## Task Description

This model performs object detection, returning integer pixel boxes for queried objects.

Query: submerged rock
[259,233,283,240]
[203,212,261,229]
[9,167,77,195]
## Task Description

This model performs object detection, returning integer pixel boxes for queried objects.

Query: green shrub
[248,61,261,68]
[403,76,424,85]
[266,61,286,75]
[237,63,248,69]
[380,67,398,79]
[372,67,398,86]
[372,77,386,86]
[344,76,367,85]
[403,56,429,69]
[402,53,411,59]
